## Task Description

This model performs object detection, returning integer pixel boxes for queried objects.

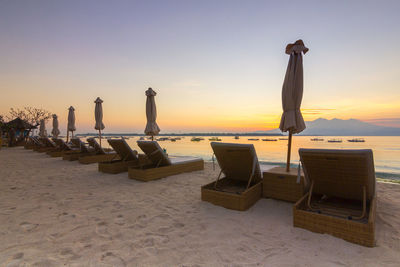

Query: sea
[79,135,400,180]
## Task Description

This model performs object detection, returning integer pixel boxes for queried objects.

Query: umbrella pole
[151,135,154,141]
[286,130,293,172]
[99,130,102,147]
[66,130,69,142]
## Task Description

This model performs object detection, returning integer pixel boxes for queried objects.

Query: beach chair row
[24,137,376,247]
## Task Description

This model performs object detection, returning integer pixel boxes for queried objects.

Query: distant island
[260,118,400,136]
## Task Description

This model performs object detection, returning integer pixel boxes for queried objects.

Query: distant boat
[328,139,342,143]
[311,138,324,141]
[209,137,222,141]
[191,137,203,142]
[347,138,365,143]
[279,138,288,140]
[248,138,259,141]
[234,136,240,139]
[262,138,278,141]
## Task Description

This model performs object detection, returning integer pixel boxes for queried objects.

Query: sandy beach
[0,147,399,266]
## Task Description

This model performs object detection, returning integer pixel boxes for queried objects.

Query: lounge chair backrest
[299,149,376,201]
[52,138,72,150]
[71,138,89,153]
[137,141,171,167]
[87,138,106,155]
[107,138,138,161]
[211,142,262,183]
[31,136,42,146]
[41,137,56,148]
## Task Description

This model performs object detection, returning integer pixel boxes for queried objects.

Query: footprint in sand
[114,215,125,226]
[4,253,24,267]
[59,247,81,260]
[31,258,58,267]
[96,221,112,238]
[20,222,38,232]
[101,252,126,267]
[57,212,76,222]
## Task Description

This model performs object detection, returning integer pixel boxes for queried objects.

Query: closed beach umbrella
[144,87,160,140]
[39,119,46,137]
[279,39,308,172]
[51,114,60,138]
[67,106,76,142]
[94,97,105,146]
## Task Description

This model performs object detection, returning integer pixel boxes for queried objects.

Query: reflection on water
[79,135,400,178]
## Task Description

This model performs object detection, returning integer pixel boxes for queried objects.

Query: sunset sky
[1,0,399,134]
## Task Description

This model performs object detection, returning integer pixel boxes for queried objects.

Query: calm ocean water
[81,135,400,180]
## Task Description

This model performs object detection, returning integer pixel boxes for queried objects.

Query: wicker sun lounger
[293,149,376,247]
[97,138,144,173]
[46,138,78,157]
[201,142,263,211]
[78,138,117,164]
[128,140,204,182]
[62,138,95,161]
[33,137,57,152]
[24,136,38,149]
[25,136,41,149]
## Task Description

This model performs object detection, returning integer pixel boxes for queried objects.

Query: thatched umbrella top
[2,118,36,130]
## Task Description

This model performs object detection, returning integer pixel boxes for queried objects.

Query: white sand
[0,147,400,266]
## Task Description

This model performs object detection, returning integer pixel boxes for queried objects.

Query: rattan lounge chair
[128,140,203,181]
[32,137,56,152]
[78,138,117,164]
[97,138,145,173]
[201,142,263,211]
[62,138,95,161]
[25,136,41,149]
[24,136,37,149]
[46,138,78,157]
[294,149,376,247]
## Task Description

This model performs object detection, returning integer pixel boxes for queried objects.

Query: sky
[1,0,399,134]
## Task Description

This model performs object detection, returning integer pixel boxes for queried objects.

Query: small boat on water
[191,137,204,142]
[248,138,259,141]
[234,136,240,139]
[262,138,278,141]
[209,137,222,141]
[348,138,365,143]
[311,138,324,141]
[328,139,342,143]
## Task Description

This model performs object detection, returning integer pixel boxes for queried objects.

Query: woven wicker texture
[211,142,261,183]
[299,149,375,201]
